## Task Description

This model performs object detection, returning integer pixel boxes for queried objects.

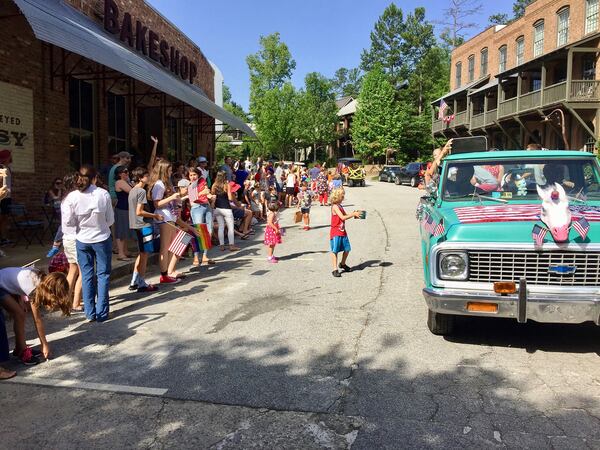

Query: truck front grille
[468,251,600,286]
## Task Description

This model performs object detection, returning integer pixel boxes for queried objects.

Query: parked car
[418,147,600,336]
[395,162,426,187]
[378,165,403,182]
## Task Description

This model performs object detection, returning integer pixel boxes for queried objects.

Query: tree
[222,84,248,122]
[246,33,298,160]
[246,33,296,114]
[437,0,483,49]
[360,3,406,85]
[489,0,535,25]
[488,13,510,25]
[331,67,362,98]
[295,72,339,159]
[351,66,404,162]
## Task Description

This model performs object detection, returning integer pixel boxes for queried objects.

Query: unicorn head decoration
[536,183,571,242]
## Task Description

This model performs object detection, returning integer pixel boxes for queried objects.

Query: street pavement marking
[217,257,315,262]
[7,376,168,396]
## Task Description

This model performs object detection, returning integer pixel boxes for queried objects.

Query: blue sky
[147,1,512,110]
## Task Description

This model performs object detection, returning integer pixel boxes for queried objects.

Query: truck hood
[438,202,600,244]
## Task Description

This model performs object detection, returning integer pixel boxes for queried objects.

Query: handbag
[294,210,302,223]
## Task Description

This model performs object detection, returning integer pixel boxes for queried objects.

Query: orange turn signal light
[493,281,517,295]
[467,302,498,313]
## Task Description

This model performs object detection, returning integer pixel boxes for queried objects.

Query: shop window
[184,124,198,159]
[556,8,569,47]
[480,48,488,76]
[498,45,507,72]
[167,117,181,160]
[107,92,128,153]
[69,78,95,169]
[586,0,599,34]
[516,37,525,66]
[455,61,462,88]
[533,20,544,57]
[467,55,475,82]
[583,55,597,80]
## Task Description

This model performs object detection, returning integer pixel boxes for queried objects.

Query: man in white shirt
[244,157,253,172]
[63,165,114,322]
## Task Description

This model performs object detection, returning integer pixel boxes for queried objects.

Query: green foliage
[513,0,535,19]
[295,72,339,156]
[352,66,404,162]
[488,13,510,25]
[331,67,362,98]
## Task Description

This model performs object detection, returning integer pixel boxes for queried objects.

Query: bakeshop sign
[103,0,199,85]
[0,81,34,173]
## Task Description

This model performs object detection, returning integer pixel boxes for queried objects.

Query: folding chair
[9,204,45,248]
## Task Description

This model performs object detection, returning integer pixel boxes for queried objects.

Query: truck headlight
[439,252,468,280]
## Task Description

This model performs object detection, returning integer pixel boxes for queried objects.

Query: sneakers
[332,270,342,278]
[303,226,310,231]
[137,284,158,293]
[13,347,41,366]
[46,246,60,258]
[128,284,138,291]
[268,256,278,263]
[339,264,353,273]
[159,275,180,284]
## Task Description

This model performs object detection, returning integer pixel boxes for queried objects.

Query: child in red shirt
[329,188,360,278]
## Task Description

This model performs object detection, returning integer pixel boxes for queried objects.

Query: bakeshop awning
[12,0,255,137]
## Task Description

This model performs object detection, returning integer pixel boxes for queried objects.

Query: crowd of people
[0,143,365,379]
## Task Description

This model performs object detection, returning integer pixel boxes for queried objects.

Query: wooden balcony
[432,80,599,134]
[471,112,485,129]
[485,109,497,126]
[432,119,445,133]
[454,111,468,127]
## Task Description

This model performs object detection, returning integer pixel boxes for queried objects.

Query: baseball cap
[229,181,241,192]
[177,179,191,188]
[117,151,133,159]
[197,156,208,163]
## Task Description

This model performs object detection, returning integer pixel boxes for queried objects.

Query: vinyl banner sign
[0,81,34,172]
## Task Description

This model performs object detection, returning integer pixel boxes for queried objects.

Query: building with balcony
[336,96,356,157]
[432,0,600,152]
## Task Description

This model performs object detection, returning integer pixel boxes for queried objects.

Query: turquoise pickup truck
[418,149,600,335]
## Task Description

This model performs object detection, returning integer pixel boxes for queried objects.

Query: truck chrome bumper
[423,287,600,325]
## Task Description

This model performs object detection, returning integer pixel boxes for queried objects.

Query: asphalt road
[2,180,600,449]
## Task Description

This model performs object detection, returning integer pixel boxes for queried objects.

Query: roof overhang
[337,99,357,116]
[12,0,255,137]
[431,75,490,105]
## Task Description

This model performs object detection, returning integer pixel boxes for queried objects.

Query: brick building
[432,0,600,153]
[0,0,252,211]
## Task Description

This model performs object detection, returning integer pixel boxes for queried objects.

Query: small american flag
[433,220,445,236]
[423,214,434,234]
[532,224,547,246]
[168,229,193,257]
[438,99,448,120]
[572,216,590,240]
[187,180,198,203]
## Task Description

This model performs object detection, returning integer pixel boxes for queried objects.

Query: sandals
[202,259,216,265]
[169,272,187,279]
[229,246,241,251]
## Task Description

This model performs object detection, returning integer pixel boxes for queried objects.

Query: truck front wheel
[427,309,455,335]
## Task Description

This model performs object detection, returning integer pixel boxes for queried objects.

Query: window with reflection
[69,78,95,169]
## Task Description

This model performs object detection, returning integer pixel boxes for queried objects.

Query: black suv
[395,162,426,187]
[378,165,402,182]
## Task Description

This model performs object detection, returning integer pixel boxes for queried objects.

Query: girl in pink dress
[264,201,283,263]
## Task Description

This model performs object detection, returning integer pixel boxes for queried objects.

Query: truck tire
[410,176,417,188]
[348,179,354,187]
[361,180,366,187]
[427,309,455,335]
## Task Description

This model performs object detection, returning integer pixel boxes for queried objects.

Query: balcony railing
[432,119,445,133]
[454,111,468,127]
[498,97,517,117]
[570,80,600,101]
[519,89,541,112]
[471,112,485,129]
[485,109,497,126]
[543,81,567,104]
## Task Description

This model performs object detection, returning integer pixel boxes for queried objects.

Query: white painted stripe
[7,376,168,396]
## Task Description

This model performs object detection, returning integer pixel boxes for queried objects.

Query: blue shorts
[330,236,351,253]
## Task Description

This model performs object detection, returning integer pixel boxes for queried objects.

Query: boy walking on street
[128,167,163,292]
[297,181,313,230]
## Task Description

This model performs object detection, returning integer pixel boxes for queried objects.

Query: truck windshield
[442,158,600,201]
